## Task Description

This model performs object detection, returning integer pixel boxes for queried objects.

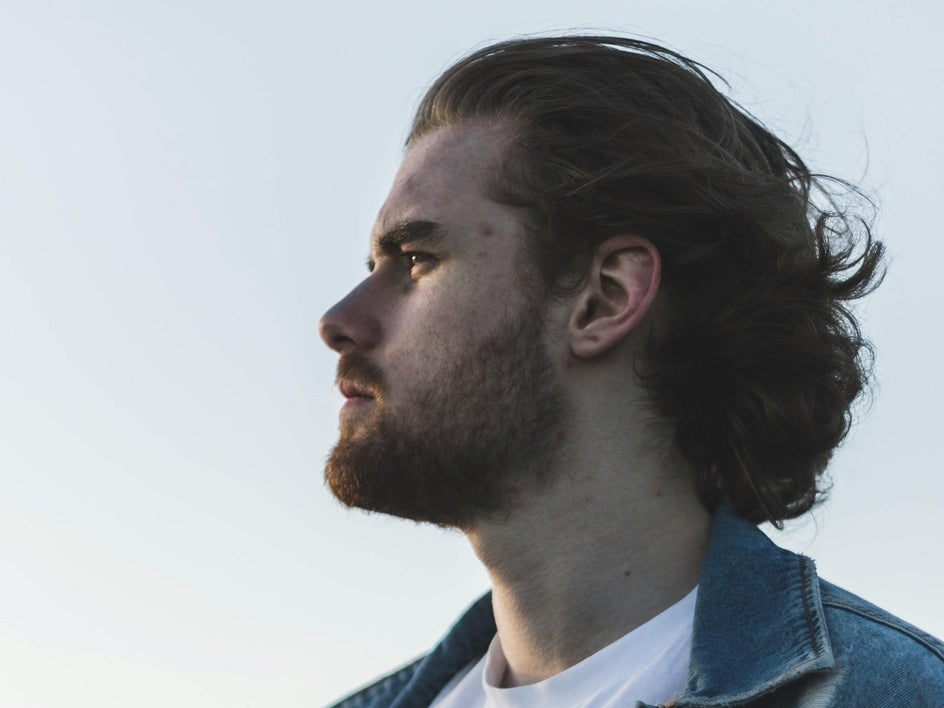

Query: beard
[324,302,565,529]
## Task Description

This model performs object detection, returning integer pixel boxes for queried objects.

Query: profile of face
[318,122,565,529]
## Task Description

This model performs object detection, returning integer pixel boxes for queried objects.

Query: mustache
[336,355,386,396]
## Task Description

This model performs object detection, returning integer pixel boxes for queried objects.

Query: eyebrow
[367,220,447,268]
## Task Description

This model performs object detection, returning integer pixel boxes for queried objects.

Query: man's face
[318,122,565,529]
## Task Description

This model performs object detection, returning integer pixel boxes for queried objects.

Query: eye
[403,251,435,275]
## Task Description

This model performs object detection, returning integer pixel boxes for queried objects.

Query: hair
[407,35,885,526]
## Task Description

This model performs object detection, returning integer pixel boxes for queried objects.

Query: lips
[336,355,385,404]
[338,379,376,400]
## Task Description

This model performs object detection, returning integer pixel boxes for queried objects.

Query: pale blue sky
[1,1,942,706]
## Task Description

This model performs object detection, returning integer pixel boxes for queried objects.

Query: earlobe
[569,236,661,359]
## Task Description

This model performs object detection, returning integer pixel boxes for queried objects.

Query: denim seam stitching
[821,598,944,662]
[799,556,825,657]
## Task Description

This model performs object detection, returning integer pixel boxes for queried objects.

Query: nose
[318,280,382,354]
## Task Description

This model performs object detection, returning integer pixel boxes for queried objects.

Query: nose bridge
[318,276,383,354]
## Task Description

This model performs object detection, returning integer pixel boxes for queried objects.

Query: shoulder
[817,578,944,701]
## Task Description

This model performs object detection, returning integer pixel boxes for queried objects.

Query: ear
[569,236,661,359]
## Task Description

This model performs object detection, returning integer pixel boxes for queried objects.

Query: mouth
[338,379,376,401]
[335,356,384,415]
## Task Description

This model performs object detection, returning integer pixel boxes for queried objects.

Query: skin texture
[319,120,712,687]
[319,121,565,527]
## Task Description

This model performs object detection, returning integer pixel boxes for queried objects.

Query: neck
[465,434,711,687]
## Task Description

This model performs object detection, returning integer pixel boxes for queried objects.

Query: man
[319,36,944,707]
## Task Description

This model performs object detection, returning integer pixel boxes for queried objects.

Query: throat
[468,490,710,687]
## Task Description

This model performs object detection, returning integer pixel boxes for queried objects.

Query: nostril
[318,314,352,353]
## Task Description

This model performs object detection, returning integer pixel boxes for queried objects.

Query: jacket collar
[678,502,834,706]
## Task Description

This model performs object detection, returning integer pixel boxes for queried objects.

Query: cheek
[388,306,469,360]
[382,298,488,381]
[380,262,525,369]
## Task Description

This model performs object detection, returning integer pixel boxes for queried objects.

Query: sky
[1,1,942,706]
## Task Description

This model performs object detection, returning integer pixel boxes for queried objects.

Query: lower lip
[342,396,374,411]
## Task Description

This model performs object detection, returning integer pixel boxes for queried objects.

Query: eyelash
[366,251,436,276]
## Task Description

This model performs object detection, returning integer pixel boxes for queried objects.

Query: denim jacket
[331,504,944,707]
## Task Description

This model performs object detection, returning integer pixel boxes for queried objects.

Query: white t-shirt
[431,585,697,708]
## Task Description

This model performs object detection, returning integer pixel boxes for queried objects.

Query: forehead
[373,121,517,241]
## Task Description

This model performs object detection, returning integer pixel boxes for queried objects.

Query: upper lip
[338,379,375,399]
